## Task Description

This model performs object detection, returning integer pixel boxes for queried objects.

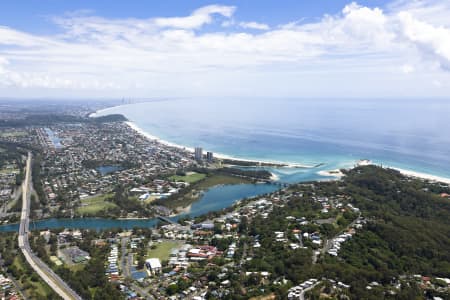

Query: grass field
[147,241,182,261]
[165,173,252,209]
[12,256,25,273]
[13,256,53,298]
[195,174,251,190]
[77,193,117,215]
[0,131,27,138]
[169,172,206,183]
[0,168,19,174]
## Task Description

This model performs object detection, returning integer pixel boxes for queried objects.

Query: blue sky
[0,1,389,31]
[0,0,449,98]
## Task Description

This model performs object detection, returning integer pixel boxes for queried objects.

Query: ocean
[96,98,450,182]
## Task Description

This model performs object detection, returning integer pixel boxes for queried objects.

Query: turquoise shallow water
[3,98,447,232]
[97,98,450,181]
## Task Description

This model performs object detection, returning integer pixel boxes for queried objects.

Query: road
[313,213,362,264]
[132,283,155,300]
[299,281,320,300]
[18,152,83,300]
[120,237,131,278]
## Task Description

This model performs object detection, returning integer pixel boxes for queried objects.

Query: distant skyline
[0,0,449,98]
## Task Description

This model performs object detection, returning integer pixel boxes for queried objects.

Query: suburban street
[120,236,131,278]
[18,152,83,300]
[300,282,320,300]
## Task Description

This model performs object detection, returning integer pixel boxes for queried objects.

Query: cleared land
[0,168,19,174]
[0,131,27,138]
[147,241,182,261]
[165,173,252,208]
[169,172,206,183]
[76,193,117,215]
[195,174,251,189]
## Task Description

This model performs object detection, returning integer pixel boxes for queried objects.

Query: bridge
[156,215,177,225]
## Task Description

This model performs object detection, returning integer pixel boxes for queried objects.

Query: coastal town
[0,101,449,299]
[13,166,450,299]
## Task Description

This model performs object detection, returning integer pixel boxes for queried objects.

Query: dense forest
[238,166,450,299]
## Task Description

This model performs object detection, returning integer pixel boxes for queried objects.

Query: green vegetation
[169,172,206,183]
[221,158,286,167]
[196,174,252,189]
[0,233,60,299]
[216,167,273,180]
[0,113,127,127]
[28,230,123,299]
[147,241,182,261]
[0,168,19,174]
[0,130,27,138]
[89,114,128,123]
[76,193,117,215]
[160,173,252,209]
[0,142,26,193]
[235,166,450,299]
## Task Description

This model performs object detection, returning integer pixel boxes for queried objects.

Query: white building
[146,258,162,275]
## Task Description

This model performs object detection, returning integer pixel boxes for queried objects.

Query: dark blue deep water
[98,98,450,180]
[3,98,446,232]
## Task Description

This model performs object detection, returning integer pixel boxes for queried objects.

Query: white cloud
[154,5,235,29]
[397,11,450,70]
[401,64,414,74]
[432,79,442,87]
[0,2,449,97]
[239,21,269,30]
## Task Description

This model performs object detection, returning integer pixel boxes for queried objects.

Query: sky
[0,0,450,99]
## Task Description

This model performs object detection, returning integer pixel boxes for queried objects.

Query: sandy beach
[392,167,450,185]
[96,110,450,186]
[318,164,450,185]
[125,121,312,169]
[126,121,285,181]
[317,169,345,178]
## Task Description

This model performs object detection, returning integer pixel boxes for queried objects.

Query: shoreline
[94,106,450,186]
[125,121,312,169]
[94,104,315,168]
[318,165,450,185]
[391,167,450,185]
[317,169,345,178]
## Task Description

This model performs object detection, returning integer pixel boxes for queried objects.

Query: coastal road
[18,152,83,300]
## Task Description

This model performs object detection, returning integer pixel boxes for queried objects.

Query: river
[0,183,280,232]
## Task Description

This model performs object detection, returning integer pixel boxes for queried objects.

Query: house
[146,258,162,275]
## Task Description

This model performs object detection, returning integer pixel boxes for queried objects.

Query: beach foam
[317,169,345,178]
[392,167,450,185]
[125,121,312,168]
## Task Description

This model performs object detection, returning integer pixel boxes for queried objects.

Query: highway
[18,152,83,300]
